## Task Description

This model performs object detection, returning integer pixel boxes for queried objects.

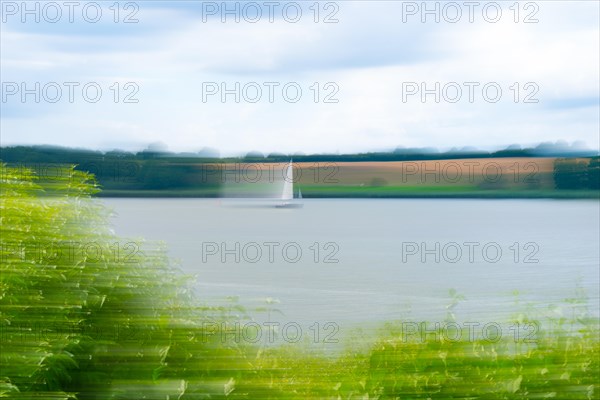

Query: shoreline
[96,189,600,199]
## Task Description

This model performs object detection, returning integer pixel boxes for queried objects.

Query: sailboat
[276,160,303,208]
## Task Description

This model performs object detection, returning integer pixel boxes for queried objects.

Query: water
[105,198,600,337]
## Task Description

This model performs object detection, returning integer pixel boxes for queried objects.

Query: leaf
[510,375,523,393]
[152,366,166,382]
[224,378,235,396]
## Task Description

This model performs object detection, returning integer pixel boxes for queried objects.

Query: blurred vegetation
[0,146,222,195]
[1,163,599,399]
[0,146,598,198]
[555,157,600,190]
[0,163,252,399]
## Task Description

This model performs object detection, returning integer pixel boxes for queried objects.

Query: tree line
[1,145,598,193]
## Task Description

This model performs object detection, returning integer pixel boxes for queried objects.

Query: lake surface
[105,199,599,341]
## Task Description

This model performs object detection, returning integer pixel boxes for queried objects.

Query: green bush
[0,164,246,399]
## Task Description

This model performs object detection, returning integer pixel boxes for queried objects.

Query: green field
[96,185,600,199]
[298,185,600,199]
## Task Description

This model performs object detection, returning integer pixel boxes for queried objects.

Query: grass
[95,185,600,199]
[1,163,599,399]
[299,185,600,199]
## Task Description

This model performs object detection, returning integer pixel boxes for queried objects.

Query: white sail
[281,160,294,201]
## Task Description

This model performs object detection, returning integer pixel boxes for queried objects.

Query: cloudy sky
[1,1,598,155]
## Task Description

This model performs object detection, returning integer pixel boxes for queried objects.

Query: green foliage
[0,164,245,399]
[554,157,600,190]
[588,157,600,190]
[1,163,599,399]
[0,148,222,194]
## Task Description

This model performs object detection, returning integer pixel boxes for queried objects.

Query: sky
[1,0,599,156]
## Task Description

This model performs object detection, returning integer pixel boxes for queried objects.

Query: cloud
[1,1,598,154]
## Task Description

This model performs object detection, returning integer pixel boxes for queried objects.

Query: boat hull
[275,203,304,209]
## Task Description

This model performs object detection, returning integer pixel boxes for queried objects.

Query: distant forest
[1,144,598,193]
